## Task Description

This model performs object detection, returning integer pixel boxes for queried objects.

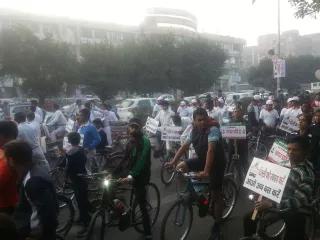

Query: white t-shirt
[286,107,302,119]
[155,109,175,127]
[259,109,279,128]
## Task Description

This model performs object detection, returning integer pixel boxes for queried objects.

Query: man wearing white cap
[152,96,163,118]
[286,97,302,119]
[247,95,261,132]
[177,101,191,118]
[189,99,199,113]
[280,98,293,122]
[259,100,279,131]
[214,98,228,125]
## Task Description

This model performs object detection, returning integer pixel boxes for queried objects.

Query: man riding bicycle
[166,108,226,240]
[118,118,152,240]
[242,136,314,240]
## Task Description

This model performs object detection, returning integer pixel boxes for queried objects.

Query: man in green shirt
[119,118,152,240]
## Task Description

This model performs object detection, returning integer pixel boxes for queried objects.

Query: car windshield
[118,100,134,108]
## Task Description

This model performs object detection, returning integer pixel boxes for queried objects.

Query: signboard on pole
[273,59,286,78]
[220,125,246,139]
[279,116,299,134]
[267,139,290,167]
[161,126,183,142]
[145,117,159,134]
[243,157,291,203]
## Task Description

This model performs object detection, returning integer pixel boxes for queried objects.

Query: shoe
[76,225,88,238]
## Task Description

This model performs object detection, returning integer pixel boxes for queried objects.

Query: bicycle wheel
[160,151,176,186]
[222,177,238,220]
[160,200,193,240]
[85,209,108,240]
[133,182,161,233]
[248,141,268,160]
[56,194,75,236]
[227,160,244,188]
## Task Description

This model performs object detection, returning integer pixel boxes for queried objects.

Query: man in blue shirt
[77,108,101,173]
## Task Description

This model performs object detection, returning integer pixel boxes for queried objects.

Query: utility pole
[276,0,281,96]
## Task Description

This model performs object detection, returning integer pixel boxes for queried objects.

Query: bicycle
[226,139,247,189]
[79,171,160,240]
[94,146,125,172]
[56,194,75,237]
[160,171,238,240]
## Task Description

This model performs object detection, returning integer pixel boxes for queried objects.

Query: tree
[80,35,227,98]
[0,26,79,102]
[247,55,320,91]
[289,0,320,18]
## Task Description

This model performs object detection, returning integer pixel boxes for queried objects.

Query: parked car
[117,98,156,123]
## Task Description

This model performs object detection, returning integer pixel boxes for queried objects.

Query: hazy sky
[0,0,319,45]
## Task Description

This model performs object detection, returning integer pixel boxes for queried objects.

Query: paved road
[65,153,254,240]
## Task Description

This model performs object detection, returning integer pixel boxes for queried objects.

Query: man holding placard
[242,136,314,240]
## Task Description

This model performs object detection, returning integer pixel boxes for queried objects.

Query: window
[138,100,151,108]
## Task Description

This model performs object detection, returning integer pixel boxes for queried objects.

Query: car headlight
[103,179,110,188]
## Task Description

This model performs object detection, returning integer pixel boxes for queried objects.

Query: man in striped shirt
[243,136,314,240]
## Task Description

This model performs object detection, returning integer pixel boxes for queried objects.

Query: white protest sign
[145,117,159,134]
[268,140,290,167]
[243,157,291,203]
[220,125,246,139]
[161,126,183,142]
[273,58,286,78]
[66,119,75,133]
[279,116,299,134]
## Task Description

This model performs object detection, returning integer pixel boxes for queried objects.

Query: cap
[291,96,299,102]
[266,100,273,105]
[253,95,261,100]
[287,98,292,103]
[180,101,186,106]
[191,99,197,104]
[268,95,275,100]
[157,96,164,101]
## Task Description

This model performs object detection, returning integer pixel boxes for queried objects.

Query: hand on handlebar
[195,171,209,179]
[164,160,175,169]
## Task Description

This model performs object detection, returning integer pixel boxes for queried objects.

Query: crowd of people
[0,90,320,240]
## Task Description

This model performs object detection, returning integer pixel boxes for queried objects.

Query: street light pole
[276,0,281,96]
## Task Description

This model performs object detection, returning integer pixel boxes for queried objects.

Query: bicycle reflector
[198,195,209,218]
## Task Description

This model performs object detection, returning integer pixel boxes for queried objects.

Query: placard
[268,140,290,167]
[220,125,246,139]
[65,119,75,133]
[145,117,159,134]
[243,157,291,203]
[279,116,299,134]
[161,126,183,142]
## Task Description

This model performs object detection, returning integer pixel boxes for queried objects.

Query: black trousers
[243,209,306,240]
[71,177,90,225]
[134,184,151,236]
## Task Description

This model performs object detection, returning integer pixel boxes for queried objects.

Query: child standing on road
[65,132,90,237]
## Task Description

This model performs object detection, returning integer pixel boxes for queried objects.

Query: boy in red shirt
[0,121,19,215]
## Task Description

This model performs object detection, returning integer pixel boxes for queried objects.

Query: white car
[117,98,156,122]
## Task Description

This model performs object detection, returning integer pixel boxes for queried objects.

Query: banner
[161,126,183,142]
[65,119,75,133]
[243,157,290,203]
[273,59,286,78]
[220,125,246,139]
[268,140,290,167]
[279,116,299,134]
[145,117,159,134]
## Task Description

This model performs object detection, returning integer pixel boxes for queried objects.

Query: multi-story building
[244,30,320,66]
[0,8,245,91]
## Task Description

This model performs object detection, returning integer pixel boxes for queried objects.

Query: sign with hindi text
[220,125,246,139]
[243,157,291,203]
[268,140,290,167]
[161,126,183,142]
[279,116,299,134]
[145,117,159,134]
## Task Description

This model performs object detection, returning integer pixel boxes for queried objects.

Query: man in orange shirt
[0,121,19,215]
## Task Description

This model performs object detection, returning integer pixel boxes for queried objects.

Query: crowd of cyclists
[0,90,320,240]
